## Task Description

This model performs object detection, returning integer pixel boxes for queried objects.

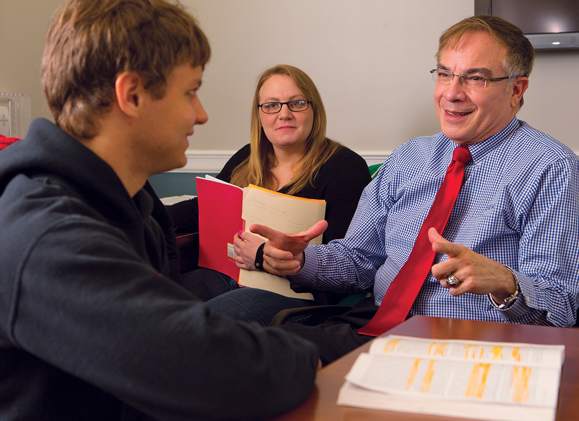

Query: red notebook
[196,177,243,281]
[196,176,325,300]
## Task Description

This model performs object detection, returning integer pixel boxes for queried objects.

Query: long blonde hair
[230,64,339,194]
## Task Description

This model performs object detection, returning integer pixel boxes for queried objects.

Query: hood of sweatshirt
[0,118,152,226]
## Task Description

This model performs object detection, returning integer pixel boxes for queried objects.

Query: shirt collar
[438,117,521,163]
[466,118,521,162]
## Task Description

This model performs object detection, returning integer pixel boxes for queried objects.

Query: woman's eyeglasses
[258,99,311,114]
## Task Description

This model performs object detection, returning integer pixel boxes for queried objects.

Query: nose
[443,75,467,102]
[278,103,293,119]
[194,97,208,125]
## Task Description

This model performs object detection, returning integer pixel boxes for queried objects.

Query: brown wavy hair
[42,0,210,140]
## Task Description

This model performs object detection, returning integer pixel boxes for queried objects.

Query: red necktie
[358,145,472,337]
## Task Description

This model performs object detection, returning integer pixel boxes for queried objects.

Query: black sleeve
[13,215,319,420]
[165,197,199,234]
[216,144,251,182]
[317,146,371,243]
[144,181,180,280]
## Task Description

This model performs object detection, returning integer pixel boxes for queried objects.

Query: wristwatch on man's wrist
[488,269,521,310]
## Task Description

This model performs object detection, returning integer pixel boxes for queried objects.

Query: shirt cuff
[511,268,538,310]
[488,267,531,318]
[288,245,318,289]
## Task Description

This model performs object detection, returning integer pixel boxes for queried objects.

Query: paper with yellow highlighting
[339,335,564,421]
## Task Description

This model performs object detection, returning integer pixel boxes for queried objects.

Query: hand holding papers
[197,176,326,299]
[338,335,564,421]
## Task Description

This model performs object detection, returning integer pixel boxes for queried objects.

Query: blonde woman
[171,64,370,306]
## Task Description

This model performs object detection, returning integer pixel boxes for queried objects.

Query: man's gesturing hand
[250,220,328,276]
[428,228,516,300]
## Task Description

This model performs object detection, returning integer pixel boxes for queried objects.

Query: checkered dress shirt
[294,118,579,327]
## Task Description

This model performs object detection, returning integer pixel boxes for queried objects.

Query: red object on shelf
[0,134,20,151]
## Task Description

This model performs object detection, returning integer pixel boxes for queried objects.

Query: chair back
[368,163,382,178]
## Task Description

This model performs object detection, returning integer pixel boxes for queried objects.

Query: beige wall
[186,0,472,154]
[0,0,62,125]
[1,0,577,157]
[518,51,579,143]
[186,0,578,156]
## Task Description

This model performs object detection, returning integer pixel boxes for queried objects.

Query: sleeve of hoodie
[9,209,318,420]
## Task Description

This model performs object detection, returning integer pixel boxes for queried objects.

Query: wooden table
[274,316,579,420]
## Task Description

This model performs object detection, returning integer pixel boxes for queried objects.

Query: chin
[176,156,188,169]
[442,133,475,145]
[162,156,188,173]
[273,138,306,149]
[441,125,467,141]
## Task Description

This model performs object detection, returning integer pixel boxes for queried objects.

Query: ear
[114,71,144,117]
[510,76,529,109]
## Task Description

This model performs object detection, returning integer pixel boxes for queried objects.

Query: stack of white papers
[338,335,564,421]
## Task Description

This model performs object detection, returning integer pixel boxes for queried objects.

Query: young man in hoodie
[0,1,318,420]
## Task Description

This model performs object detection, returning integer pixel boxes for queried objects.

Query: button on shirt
[293,118,579,327]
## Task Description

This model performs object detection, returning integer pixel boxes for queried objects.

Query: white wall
[518,51,579,143]
[1,0,577,169]
[183,0,579,170]
[0,0,62,126]
[185,0,473,161]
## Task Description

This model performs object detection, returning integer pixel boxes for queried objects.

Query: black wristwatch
[254,242,265,270]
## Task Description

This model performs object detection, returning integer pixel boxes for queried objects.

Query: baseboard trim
[175,148,579,173]
[176,149,391,173]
